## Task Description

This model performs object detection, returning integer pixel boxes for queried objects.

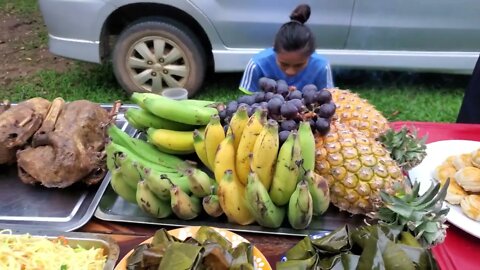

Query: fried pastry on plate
[445,177,468,205]
[460,194,480,221]
[452,153,473,170]
[455,166,480,192]
[471,148,480,168]
[433,161,457,184]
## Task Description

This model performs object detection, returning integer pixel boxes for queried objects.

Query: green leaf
[286,236,316,260]
[311,225,352,254]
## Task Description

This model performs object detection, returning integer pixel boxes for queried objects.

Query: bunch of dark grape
[219,77,336,144]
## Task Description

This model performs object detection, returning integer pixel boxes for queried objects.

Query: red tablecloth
[390,121,480,270]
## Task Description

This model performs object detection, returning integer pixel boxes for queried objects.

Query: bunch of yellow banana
[106,125,220,220]
[125,92,220,155]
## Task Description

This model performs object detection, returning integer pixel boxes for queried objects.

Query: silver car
[39,0,480,96]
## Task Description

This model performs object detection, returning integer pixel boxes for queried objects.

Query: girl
[239,4,334,93]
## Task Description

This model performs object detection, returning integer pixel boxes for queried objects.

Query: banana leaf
[201,242,233,269]
[158,242,202,269]
[126,227,255,269]
[231,242,254,266]
[195,226,233,252]
[277,224,439,270]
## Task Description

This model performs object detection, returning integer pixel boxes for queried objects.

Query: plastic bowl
[161,88,188,100]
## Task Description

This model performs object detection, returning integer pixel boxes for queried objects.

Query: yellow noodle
[0,229,106,270]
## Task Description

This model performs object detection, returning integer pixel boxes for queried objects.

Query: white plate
[408,139,480,238]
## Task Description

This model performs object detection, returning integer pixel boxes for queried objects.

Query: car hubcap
[127,36,189,93]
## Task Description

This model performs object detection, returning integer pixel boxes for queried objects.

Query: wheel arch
[99,3,215,73]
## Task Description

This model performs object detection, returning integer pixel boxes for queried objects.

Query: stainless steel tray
[0,229,119,270]
[0,104,136,232]
[95,124,364,236]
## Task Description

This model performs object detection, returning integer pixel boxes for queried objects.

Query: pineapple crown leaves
[373,178,450,248]
[377,126,428,171]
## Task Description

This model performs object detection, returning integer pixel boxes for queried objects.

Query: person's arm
[239,59,263,94]
[315,63,334,89]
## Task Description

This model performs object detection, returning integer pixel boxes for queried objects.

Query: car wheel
[112,19,206,97]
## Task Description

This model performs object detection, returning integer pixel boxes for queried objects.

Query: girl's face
[276,50,310,77]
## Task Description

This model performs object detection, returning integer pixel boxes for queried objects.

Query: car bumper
[48,34,101,63]
[39,0,113,63]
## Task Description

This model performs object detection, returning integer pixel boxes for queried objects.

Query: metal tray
[95,189,363,237]
[0,104,136,232]
[95,123,364,236]
[0,229,119,270]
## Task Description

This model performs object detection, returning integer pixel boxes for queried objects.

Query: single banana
[245,172,286,228]
[236,108,267,185]
[178,99,219,108]
[114,152,142,189]
[131,92,160,109]
[213,134,236,184]
[298,121,316,172]
[125,114,146,130]
[170,185,202,220]
[305,170,330,215]
[202,194,224,218]
[106,142,180,174]
[204,114,225,169]
[185,167,216,197]
[125,107,195,131]
[108,125,184,168]
[147,128,195,155]
[251,119,279,190]
[136,181,172,218]
[269,130,302,206]
[106,142,118,171]
[229,104,249,150]
[110,168,137,204]
[217,170,255,225]
[288,179,313,230]
[140,167,190,198]
[193,129,212,170]
[143,95,218,125]
[131,92,217,109]
[141,169,174,201]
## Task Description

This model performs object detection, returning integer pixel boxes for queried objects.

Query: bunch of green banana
[124,107,194,131]
[125,92,220,155]
[107,125,216,220]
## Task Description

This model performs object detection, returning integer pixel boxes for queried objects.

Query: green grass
[0,0,38,14]
[1,63,468,122]
[0,0,470,123]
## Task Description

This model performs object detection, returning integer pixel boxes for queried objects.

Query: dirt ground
[0,11,72,87]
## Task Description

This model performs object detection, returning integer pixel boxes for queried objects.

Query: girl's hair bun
[289,4,311,24]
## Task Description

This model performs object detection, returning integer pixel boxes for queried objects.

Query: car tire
[112,18,206,97]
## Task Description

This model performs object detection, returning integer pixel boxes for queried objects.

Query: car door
[191,0,355,50]
[346,0,480,52]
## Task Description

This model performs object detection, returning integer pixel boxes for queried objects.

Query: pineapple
[328,88,389,139]
[372,178,450,247]
[377,126,427,172]
[315,121,406,215]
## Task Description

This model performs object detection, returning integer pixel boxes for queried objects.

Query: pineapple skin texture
[328,88,389,139]
[315,121,405,215]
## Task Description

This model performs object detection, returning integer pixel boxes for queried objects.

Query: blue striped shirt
[239,48,334,93]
